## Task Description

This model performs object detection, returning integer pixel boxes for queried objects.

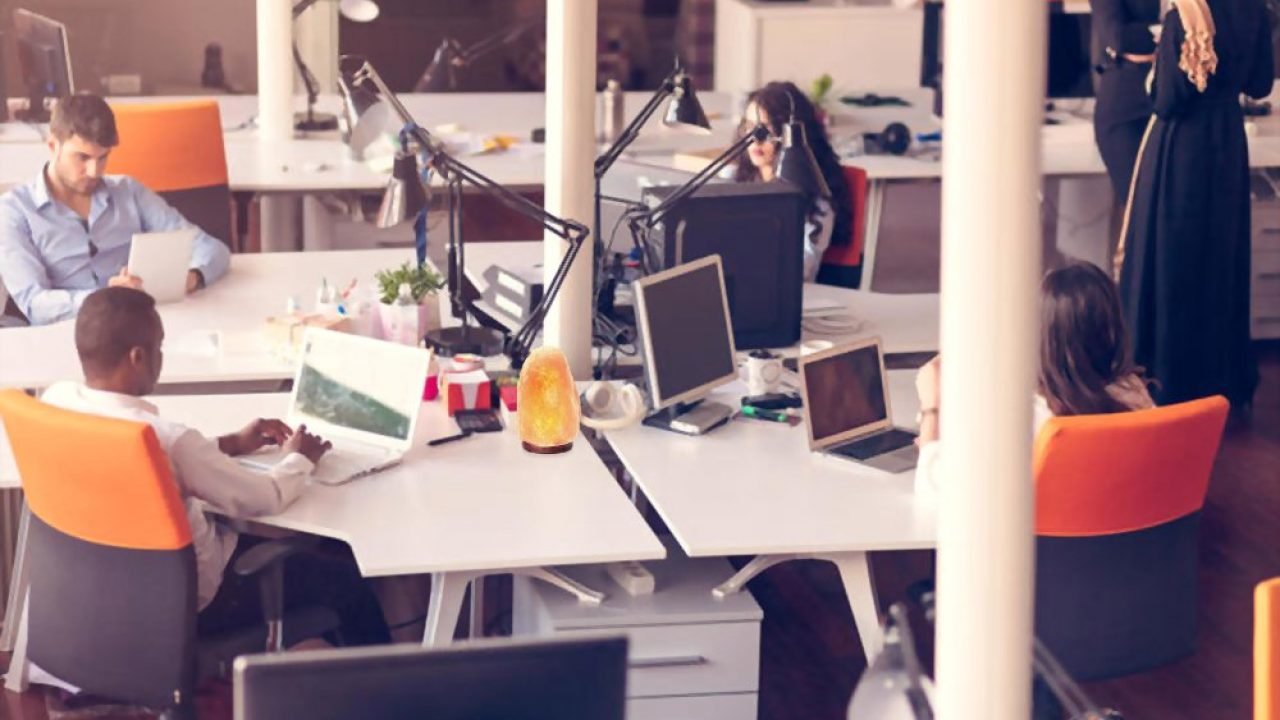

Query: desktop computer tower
[640,182,807,349]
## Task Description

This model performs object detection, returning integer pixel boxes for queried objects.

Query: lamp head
[663,71,712,135]
[377,145,429,229]
[776,120,832,199]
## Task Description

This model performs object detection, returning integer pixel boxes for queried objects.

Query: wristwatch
[915,407,939,425]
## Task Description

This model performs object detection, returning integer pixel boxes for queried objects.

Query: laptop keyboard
[832,428,918,461]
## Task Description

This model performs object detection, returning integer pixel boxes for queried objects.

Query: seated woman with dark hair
[733,81,853,282]
[915,262,1154,488]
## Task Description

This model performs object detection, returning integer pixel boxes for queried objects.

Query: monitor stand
[643,399,734,437]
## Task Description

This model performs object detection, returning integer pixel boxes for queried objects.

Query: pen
[428,431,473,447]
[740,406,790,423]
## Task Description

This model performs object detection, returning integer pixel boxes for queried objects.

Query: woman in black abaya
[1117,0,1273,407]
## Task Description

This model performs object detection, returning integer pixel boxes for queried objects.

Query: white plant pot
[375,293,441,342]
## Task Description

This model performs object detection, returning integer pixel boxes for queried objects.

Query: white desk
[0,392,664,691]
[462,240,940,356]
[598,370,929,658]
[0,248,415,390]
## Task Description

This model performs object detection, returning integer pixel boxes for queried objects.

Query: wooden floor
[2,346,1277,720]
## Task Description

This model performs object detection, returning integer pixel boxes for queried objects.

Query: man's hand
[283,424,332,465]
[218,418,293,456]
[186,269,204,294]
[915,355,941,445]
[108,267,143,290]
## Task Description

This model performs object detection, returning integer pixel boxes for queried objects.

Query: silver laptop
[799,337,918,474]
[242,328,432,485]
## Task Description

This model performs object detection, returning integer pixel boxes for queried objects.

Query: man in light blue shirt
[0,94,230,325]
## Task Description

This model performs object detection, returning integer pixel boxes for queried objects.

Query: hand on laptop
[219,418,294,456]
[284,424,333,465]
[108,267,143,290]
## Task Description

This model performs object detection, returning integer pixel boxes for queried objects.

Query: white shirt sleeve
[167,429,314,518]
[803,198,835,282]
[915,440,941,495]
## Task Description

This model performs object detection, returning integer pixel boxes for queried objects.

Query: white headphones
[579,381,648,431]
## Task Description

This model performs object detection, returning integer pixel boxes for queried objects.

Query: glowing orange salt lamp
[518,346,580,454]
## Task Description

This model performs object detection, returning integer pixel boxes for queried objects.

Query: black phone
[454,409,504,433]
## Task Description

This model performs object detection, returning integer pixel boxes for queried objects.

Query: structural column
[543,0,597,377]
[934,0,1045,716]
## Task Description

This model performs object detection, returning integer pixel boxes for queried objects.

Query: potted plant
[373,262,445,340]
[809,73,835,127]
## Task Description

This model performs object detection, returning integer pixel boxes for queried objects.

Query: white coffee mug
[800,339,834,357]
[746,351,784,396]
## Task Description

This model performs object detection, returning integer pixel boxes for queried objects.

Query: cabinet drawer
[1255,251,1280,295]
[1252,314,1280,339]
[628,692,758,720]
[1254,215,1280,250]
[561,621,760,698]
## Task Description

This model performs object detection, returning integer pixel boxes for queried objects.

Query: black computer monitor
[919,1,1094,112]
[13,8,74,123]
[640,181,807,349]
[633,254,738,412]
[233,636,628,720]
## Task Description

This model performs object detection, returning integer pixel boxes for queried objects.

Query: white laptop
[243,328,433,485]
[799,337,919,474]
[128,228,197,303]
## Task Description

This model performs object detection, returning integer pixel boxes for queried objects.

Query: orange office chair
[1033,395,1229,681]
[0,390,335,719]
[108,100,235,250]
[815,165,868,289]
[1258,578,1280,720]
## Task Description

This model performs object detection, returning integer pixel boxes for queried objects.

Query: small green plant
[375,262,445,304]
[809,73,834,108]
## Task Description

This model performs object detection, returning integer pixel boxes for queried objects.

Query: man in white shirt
[42,286,390,646]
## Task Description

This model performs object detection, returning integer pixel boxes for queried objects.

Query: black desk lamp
[591,60,710,320]
[291,0,380,132]
[343,56,590,369]
[414,18,540,92]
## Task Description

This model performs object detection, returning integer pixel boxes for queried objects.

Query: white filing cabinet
[714,0,924,95]
[513,552,763,720]
[1252,173,1280,339]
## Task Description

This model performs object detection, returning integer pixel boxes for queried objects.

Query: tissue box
[265,314,350,358]
[446,370,493,416]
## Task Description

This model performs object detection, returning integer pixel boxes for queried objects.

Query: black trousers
[1095,115,1149,206]
[197,535,391,647]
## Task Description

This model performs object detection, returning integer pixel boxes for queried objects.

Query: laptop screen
[804,343,889,443]
[293,330,430,444]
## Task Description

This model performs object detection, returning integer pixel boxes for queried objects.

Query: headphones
[863,122,912,156]
[579,381,648,431]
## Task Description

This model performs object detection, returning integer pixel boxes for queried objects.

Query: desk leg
[258,194,302,253]
[422,571,475,647]
[828,551,882,660]
[517,567,604,606]
[860,180,887,291]
[711,554,801,600]
[469,577,485,639]
[4,590,30,692]
[0,504,30,652]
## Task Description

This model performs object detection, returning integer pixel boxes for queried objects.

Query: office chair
[815,165,868,289]
[108,100,236,251]
[1033,395,1229,680]
[0,390,337,719]
[1258,577,1280,720]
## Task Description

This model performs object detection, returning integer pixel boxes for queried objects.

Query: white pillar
[256,0,294,143]
[543,0,597,378]
[934,0,1044,716]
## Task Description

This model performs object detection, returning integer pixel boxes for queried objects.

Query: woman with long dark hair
[733,81,853,282]
[915,262,1154,487]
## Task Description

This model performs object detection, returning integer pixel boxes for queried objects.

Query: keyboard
[311,450,400,486]
[831,428,918,461]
